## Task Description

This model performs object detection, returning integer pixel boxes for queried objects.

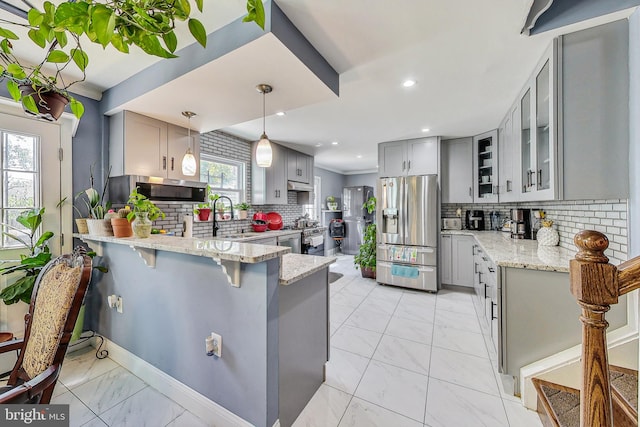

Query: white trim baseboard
[93,337,257,427]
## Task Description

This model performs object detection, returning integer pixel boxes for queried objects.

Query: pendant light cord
[262,90,266,135]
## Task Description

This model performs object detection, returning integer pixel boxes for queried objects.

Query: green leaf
[110,33,129,53]
[0,27,18,40]
[20,252,51,268]
[91,4,116,47]
[35,231,54,248]
[70,48,89,71]
[27,9,43,26]
[178,0,191,16]
[70,98,84,119]
[28,28,46,48]
[6,80,21,102]
[54,30,68,48]
[243,0,266,30]
[137,34,177,59]
[17,208,44,231]
[162,31,177,53]
[7,63,26,79]
[195,0,204,13]
[47,49,69,63]
[188,18,206,48]
[85,188,100,207]
[54,2,89,27]
[0,39,12,54]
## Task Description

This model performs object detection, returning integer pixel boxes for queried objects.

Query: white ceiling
[1,1,635,174]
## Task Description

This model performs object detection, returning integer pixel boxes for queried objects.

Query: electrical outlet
[210,332,222,357]
[107,294,117,308]
[116,296,123,314]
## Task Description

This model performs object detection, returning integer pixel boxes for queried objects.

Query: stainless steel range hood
[287,181,314,192]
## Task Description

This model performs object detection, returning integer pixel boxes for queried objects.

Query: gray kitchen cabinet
[441,138,473,204]
[441,234,473,288]
[472,130,498,203]
[110,110,200,180]
[252,142,288,205]
[440,235,453,285]
[378,137,439,177]
[287,150,314,184]
[498,105,520,202]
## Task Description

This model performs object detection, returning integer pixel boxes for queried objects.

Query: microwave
[109,175,207,203]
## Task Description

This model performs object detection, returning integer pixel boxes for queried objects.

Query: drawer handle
[163,155,167,170]
[491,301,497,320]
[484,283,488,299]
[171,157,175,171]
[417,248,434,253]
[419,267,435,273]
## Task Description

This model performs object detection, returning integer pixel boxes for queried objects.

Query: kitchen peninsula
[78,234,335,427]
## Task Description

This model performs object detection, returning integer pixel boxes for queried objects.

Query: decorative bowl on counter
[253,211,268,222]
[266,212,283,230]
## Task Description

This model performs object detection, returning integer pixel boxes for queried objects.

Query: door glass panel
[521,89,531,192]
[536,60,550,190]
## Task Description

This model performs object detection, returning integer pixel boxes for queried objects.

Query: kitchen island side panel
[92,243,279,427]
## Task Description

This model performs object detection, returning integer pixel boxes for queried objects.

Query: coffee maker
[510,209,532,239]
[465,210,485,230]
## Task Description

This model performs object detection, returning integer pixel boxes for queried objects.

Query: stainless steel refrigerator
[376,175,438,292]
[342,185,374,255]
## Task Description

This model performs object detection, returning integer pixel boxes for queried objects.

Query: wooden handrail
[570,230,640,427]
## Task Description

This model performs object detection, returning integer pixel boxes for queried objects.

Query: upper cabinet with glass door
[519,42,557,201]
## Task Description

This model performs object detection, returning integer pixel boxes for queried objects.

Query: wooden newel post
[570,230,618,427]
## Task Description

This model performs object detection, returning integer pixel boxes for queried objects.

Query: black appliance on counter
[465,210,485,230]
[510,209,532,239]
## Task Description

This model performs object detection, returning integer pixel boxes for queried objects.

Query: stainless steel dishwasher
[277,233,302,253]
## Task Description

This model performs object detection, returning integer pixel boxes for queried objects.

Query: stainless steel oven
[277,233,301,254]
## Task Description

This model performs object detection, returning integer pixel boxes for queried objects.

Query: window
[199,154,246,204]
[303,176,321,220]
[1,130,40,248]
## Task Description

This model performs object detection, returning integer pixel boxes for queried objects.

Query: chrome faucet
[212,196,234,237]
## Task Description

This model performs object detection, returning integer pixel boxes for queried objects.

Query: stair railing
[570,230,640,427]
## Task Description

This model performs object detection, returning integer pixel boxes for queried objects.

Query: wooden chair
[0,247,92,404]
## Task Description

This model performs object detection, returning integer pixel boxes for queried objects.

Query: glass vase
[133,212,152,238]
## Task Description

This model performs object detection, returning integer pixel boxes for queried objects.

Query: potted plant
[0,1,265,121]
[111,207,133,238]
[81,165,112,236]
[237,202,251,220]
[354,196,377,278]
[326,196,338,211]
[127,187,165,238]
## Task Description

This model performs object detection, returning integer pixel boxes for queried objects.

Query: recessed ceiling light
[403,79,416,88]
[276,111,286,116]
[356,155,363,159]
[331,141,339,145]
[422,128,430,133]
[315,143,322,147]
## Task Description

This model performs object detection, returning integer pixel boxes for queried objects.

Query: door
[473,130,498,203]
[378,141,405,177]
[405,175,437,247]
[452,236,474,287]
[124,111,167,177]
[377,177,403,245]
[406,137,438,175]
[441,138,473,203]
[441,234,453,284]
[520,88,535,194]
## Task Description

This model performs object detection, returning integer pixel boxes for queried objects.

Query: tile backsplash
[149,130,304,238]
[442,199,628,265]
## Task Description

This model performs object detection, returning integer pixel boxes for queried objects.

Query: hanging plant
[0,0,265,121]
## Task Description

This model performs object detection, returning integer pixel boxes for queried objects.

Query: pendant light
[181,111,197,176]
[255,84,273,167]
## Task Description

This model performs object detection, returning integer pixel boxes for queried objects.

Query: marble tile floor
[293,254,543,427]
[43,254,541,427]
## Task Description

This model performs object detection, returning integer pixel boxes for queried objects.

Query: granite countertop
[77,234,289,263]
[216,228,303,242]
[441,230,575,273]
[280,253,337,285]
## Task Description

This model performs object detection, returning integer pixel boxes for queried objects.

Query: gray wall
[93,243,279,427]
[630,9,640,259]
[345,173,377,193]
